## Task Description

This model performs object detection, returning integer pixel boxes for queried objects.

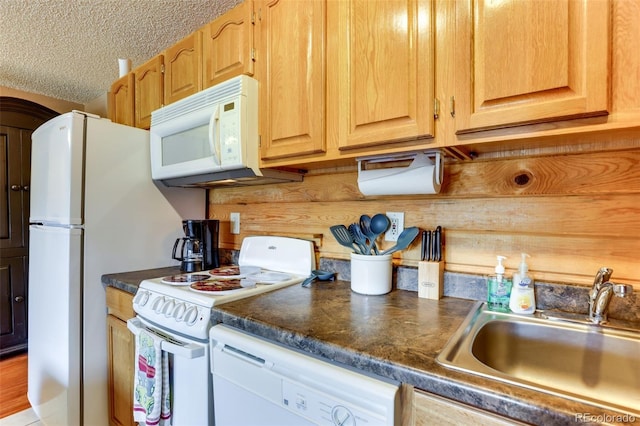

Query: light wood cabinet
[259,0,637,166]
[134,55,164,129]
[439,0,640,157]
[164,31,203,105]
[203,0,255,89]
[328,0,435,151]
[451,0,610,134]
[112,30,203,127]
[257,0,437,166]
[410,388,526,426]
[111,0,255,128]
[109,0,639,163]
[256,0,326,160]
[106,287,135,426]
[109,73,134,127]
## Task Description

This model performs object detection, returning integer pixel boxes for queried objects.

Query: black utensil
[380,227,420,256]
[330,225,359,253]
[434,226,442,261]
[301,270,335,287]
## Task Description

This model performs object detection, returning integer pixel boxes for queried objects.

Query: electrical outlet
[385,212,404,241]
[230,212,240,234]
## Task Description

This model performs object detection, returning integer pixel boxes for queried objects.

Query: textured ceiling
[0,0,241,104]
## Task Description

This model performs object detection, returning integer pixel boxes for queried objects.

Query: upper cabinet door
[257,0,326,160]
[109,73,134,127]
[329,0,435,151]
[454,0,610,134]
[203,1,255,89]
[164,31,203,105]
[134,55,164,129]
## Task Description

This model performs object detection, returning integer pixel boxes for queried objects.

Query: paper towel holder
[357,150,443,184]
[356,150,444,196]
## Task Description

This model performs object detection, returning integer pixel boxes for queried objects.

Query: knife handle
[434,226,442,262]
[420,230,427,261]
[425,231,432,261]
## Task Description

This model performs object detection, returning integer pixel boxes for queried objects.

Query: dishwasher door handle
[127,317,205,359]
[219,343,269,367]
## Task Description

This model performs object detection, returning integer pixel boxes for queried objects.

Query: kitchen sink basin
[437,301,640,416]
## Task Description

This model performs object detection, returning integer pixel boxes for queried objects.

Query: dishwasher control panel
[283,380,379,425]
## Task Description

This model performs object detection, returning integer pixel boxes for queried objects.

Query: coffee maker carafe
[172,219,220,272]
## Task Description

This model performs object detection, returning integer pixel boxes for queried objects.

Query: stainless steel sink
[437,301,640,416]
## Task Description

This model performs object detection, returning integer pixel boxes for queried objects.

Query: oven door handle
[127,318,205,359]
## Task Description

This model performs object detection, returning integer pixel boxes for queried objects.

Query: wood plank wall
[208,146,640,288]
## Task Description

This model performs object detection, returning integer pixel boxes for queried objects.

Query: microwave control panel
[219,97,242,167]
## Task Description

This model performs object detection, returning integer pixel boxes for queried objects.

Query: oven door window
[161,124,212,166]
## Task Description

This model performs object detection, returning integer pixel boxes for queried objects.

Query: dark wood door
[0,97,58,355]
[0,125,31,251]
[0,257,27,354]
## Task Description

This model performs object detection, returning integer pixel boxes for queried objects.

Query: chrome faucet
[588,267,633,324]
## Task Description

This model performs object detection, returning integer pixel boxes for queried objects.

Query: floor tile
[0,408,39,426]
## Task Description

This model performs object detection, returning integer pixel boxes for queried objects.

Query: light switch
[230,212,240,234]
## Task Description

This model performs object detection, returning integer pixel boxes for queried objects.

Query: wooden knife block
[418,261,444,300]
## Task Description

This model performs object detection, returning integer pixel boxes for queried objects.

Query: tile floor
[0,409,41,426]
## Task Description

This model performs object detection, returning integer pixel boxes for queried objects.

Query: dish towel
[133,329,171,425]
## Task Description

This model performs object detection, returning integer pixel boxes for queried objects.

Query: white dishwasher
[210,324,401,426]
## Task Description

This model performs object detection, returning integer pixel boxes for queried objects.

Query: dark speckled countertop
[102,266,182,293]
[102,269,638,426]
[210,281,639,426]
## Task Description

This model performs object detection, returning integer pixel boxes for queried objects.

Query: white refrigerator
[27,111,204,426]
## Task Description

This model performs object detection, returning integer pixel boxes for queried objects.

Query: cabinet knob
[23,185,29,192]
[14,296,24,303]
[11,184,21,191]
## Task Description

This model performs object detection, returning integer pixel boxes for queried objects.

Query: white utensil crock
[350,253,392,295]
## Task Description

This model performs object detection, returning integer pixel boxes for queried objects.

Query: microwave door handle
[208,106,222,166]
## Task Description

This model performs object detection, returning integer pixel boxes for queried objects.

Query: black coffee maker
[172,219,220,272]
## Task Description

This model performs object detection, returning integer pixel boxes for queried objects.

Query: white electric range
[127,236,315,426]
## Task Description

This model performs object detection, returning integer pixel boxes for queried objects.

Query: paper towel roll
[357,152,443,196]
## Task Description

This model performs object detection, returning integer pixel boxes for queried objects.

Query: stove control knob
[173,303,186,321]
[134,291,150,306]
[151,296,165,313]
[162,299,176,317]
[184,306,199,326]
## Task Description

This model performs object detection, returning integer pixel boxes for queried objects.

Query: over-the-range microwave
[149,75,302,187]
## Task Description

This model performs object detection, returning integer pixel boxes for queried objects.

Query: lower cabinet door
[107,314,135,426]
[0,256,27,354]
[413,389,526,426]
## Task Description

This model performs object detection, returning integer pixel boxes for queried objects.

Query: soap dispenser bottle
[509,253,535,314]
[487,255,512,312]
